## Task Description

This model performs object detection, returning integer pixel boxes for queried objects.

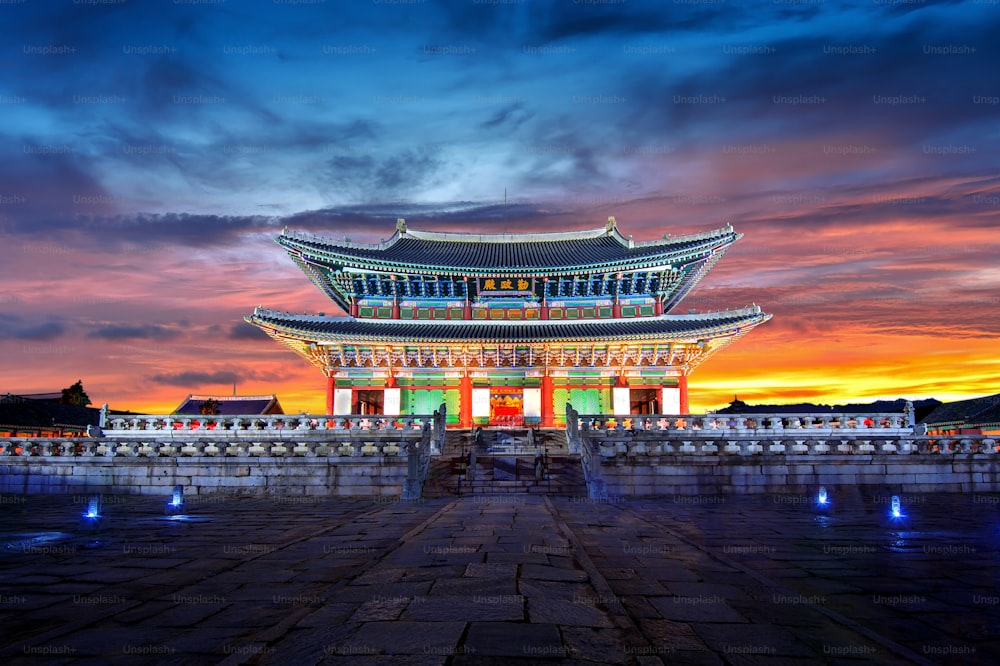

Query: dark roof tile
[281,228,735,272]
[248,309,768,343]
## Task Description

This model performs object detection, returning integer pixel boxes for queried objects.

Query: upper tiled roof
[247,306,769,344]
[278,220,738,274]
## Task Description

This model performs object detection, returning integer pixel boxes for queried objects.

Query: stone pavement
[1,491,998,664]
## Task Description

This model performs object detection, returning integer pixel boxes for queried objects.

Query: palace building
[246,217,770,427]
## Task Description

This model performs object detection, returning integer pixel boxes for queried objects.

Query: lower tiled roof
[247,307,769,343]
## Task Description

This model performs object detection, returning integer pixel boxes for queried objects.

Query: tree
[199,398,221,415]
[60,380,91,407]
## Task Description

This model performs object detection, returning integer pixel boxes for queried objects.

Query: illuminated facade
[246,217,770,427]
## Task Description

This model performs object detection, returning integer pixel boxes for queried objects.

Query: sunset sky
[1,0,997,414]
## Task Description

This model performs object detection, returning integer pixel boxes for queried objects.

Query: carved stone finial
[396,218,407,233]
[606,216,616,232]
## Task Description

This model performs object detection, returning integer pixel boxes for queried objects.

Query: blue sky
[1,0,998,411]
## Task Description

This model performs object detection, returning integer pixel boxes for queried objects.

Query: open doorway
[630,388,659,414]
[353,390,384,415]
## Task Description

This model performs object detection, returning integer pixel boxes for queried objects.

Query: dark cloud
[0,315,67,341]
[615,11,1000,166]
[480,102,532,131]
[228,322,269,340]
[87,324,182,341]
[317,147,445,201]
[149,367,296,387]
[150,370,238,387]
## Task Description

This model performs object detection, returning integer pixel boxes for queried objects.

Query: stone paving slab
[1,492,999,664]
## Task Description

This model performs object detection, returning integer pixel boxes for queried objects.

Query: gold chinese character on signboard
[483,279,496,290]
[517,279,529,290]
[500,279,513,289]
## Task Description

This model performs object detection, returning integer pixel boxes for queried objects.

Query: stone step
[441,428,570,455]
[423,452,587,498]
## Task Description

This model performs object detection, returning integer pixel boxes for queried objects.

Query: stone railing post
[433,404,446,455]
[565,404,581,454]
[401,423,432,501]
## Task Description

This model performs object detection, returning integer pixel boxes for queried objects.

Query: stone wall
[4,454,998,500]
[596,454,1000,497]
[0,457,408,498]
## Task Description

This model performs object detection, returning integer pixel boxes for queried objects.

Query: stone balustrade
[560,409,996,458]
[2,411,994,459]
[576,412,913,435]
[103,413,432,437]
[578,434,997,458]
[0,412,438,459]
[0,436,422,458]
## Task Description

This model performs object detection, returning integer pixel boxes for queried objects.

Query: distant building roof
[0,393,102,433]
[920,393,1000,429]
[173,394,284,416]
[9,391,64,402]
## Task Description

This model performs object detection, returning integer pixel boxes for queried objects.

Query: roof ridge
[280,220,736,249]
[404,225,616,244]
[185,394,277,401]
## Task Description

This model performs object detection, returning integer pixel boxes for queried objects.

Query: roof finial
[606,216,616,233]
[396,218,406,234]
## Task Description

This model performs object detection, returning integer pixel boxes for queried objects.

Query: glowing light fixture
[85,495,101,519]
[817,487,828,505]
[890,495,902,519]
[79,494,103,533]
[165,485,185,515]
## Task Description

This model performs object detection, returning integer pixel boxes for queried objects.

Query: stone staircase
[442,428,569,455]
[424,429,584,497]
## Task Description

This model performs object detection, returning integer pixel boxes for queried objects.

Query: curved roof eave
[278,231,737,277]
[245,306,770,345]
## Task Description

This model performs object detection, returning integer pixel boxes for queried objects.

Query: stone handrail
[102,413,434,439]
[576,432,997,458]
[575,412,912,435]
[0,435,423,459]
[3,434,996,458]
[432,403,447,455]
[401,416,435,500]
[564,405,582,455]
[5,433,991,459]
[568,405,606,498]
[0,412,441,459]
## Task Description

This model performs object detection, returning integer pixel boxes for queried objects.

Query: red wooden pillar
[464,277,472,319]
[678,373,689,414]
[459,373,472,428]
[326,376,335,415]
[541,277,549,320]
[613,273,623,318]
[541,372,554,427]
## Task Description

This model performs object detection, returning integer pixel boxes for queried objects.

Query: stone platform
[1,492,997,664]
